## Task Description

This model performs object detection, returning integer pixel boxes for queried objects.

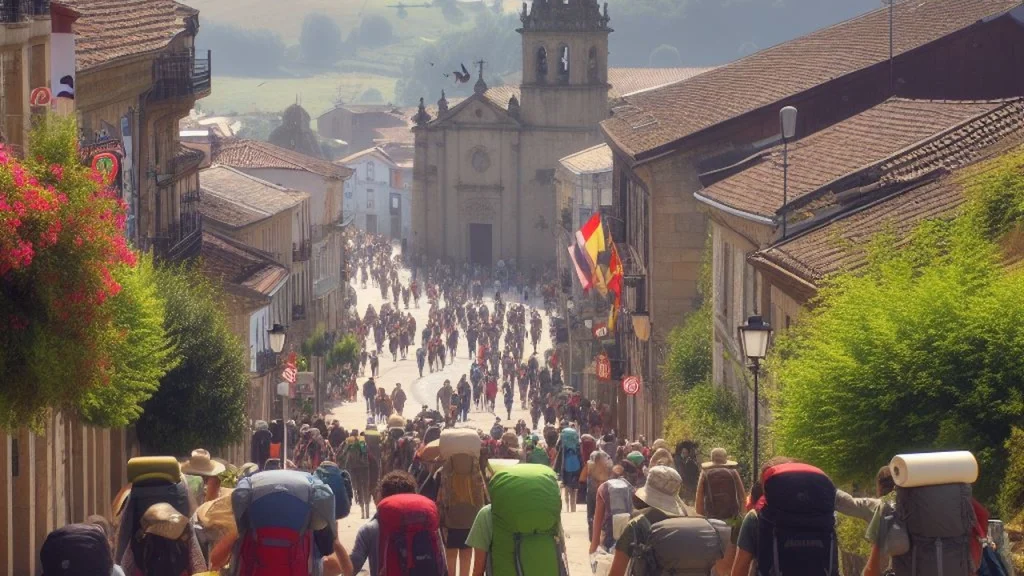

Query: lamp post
[738,315,773,483]
[268,323,287,466]
[780,106,798,238]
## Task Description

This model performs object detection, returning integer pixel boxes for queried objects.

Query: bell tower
[517,0,612,128]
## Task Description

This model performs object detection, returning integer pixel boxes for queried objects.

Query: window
[367,189,375,210]
[557,45,570,84]
[579,206,593,226]
[588,46,600,82]
[366,161,375,182]
[536,47,548,83]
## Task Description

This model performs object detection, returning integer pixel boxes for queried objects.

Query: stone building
[598,0,1024,439]
[411,0,614,267]
[68,0,211,260]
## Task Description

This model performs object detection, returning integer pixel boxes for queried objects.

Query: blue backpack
[315,461,354,520]
[560,428,581,474]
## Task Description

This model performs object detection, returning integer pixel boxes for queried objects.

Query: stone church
[411,0,613,267]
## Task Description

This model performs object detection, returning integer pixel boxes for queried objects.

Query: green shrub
[999,427,1024,519]
[663,380,752,478]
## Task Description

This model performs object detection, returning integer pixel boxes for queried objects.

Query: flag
[568,245,592,291]
[577,213,609,296]
[607,242,624,331]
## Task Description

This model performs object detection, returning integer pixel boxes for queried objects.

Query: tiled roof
[752,137,1024,285]
[212,139,353,180]
[751,176,967,283]
[481,68,714,112]
[697,99,1018,218]
[373,126,415,146]
[199,165,307,229]
[601,0,1024,160]
[64,0,188,70]
[560,144,613,175]
[338,146,399,167]
[608,67,714,98]
[201,231,289,302]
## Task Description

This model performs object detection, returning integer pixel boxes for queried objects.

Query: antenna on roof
[881,0,905,94]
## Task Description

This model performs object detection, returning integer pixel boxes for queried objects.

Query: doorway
[366,214,378,234]
[389,193,402,240]
[468,223,492,267]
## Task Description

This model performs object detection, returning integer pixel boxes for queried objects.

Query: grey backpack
[890,483,976,576]
[628,513,728,576]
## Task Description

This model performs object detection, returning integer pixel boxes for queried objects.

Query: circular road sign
[622,375,641,396]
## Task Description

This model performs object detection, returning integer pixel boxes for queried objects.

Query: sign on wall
[595,353,611,381]
[622,375,641,396]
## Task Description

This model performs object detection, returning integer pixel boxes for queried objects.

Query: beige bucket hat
[141,503,189,540]
[635,466,688,517]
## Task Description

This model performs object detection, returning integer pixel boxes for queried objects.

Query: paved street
[327,259,591,575]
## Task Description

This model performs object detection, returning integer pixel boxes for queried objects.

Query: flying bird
[453,63,471,84]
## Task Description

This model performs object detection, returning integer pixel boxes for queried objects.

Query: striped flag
[568,244,592,291]
[577,213,609,296]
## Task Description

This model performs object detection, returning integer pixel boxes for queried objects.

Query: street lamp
[780,106,798,238]
[267,323,288,467]
[268,323,287,354]
[738,315,773,482]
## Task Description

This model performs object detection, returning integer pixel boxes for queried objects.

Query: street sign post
[622,375,641,396]
[595,353,611,381]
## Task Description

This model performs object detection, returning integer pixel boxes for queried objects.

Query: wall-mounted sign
[90,152,120,186]
[29,87,51,107]
[592,322,609,339]
[595,353,611,381]
[622,375,641,396]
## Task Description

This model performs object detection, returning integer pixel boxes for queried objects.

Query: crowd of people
[38,230,1012,576]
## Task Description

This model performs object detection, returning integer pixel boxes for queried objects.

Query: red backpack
[377,494,447,576]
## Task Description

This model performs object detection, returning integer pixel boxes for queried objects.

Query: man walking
[363,377,377,415]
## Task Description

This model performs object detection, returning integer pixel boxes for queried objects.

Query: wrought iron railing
[151,50,212,102]
[255,349,278,374]
[0,0,28,22]
[153,214,203,262]
[30,0,46,16]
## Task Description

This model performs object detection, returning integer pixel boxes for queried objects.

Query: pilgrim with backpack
[114,457,194,566]
[315,461,354,520]
[557,425,583,513]
[228,469,337,576]
[376,493,448,576]
[756,461,839,576]
[437,428,489,576]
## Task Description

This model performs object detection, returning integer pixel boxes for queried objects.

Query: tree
[78,256,175,428]
[360,88,385,103]
[771,148,1024,504]
[0,115,162,431]
[196,23,287,77]
[327,334,361,373]
[299,13,344,70]
[355,15,394,48]
[135,265,249,455]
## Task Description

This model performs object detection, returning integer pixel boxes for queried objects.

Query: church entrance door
[468,223,492,267]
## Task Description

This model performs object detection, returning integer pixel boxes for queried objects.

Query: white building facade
[339,147,412,240]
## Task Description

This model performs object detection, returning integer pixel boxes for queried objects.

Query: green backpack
[489,464,567,576]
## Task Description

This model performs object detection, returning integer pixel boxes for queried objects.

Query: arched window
[557,45,570,84]
[366,160,375,181]
[536,46,548,83]
[588,46,600,82]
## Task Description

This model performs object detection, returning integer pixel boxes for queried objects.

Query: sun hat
[239,462,259,478]
[635,466,688,517]
[702,447,738,469]
[255,420,269,431]
[196,490,236,537]
[180,449,226,477]
[141,503,189,540]
[650,447,673,468]
[652,438,669,451]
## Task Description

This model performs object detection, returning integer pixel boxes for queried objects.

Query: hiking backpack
[298,439,324,472]
[377,493,447,576]
[490,464,568,576]
[602,478,635,547]
[559,428,582,474]
[490,423,505,441]
[756,462,838,576]
[230,470,335,576]
[40,523,114,576]
[890,483,977,576]
[115,457,192,564]
[439,453,488,529]
[702,467,741,520]
[627,512,729,576]
[315,461,354,520]
[528,445,551,465]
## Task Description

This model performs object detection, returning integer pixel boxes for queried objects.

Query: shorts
[445,527,471,549]
[561,470,580,486]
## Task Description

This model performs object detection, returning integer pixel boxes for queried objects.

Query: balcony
[153,214,203,263]
[254,349,278,374]
[292,304,306,321]
[293,239,311,262]
[314,275,340,299]
[151,50,212,103]
[0,0,46,21]
[311,218,343,243]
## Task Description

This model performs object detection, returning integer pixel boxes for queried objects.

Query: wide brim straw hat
[141,503,189,540]
[196,490,236,536]
[180,449,226,477]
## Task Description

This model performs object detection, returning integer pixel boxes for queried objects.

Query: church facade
[411,0,612,267]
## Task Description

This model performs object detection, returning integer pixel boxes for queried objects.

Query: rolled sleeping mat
[889,451,978,488]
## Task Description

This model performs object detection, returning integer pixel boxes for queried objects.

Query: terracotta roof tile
[608,67,715,98]
[602,0,1024,159]
[64,0,187,70]
[560,144,613,175]
[211,139,353,180]
[698,99,1021,218]
[199,165,307,229]
[201,231,288,301]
